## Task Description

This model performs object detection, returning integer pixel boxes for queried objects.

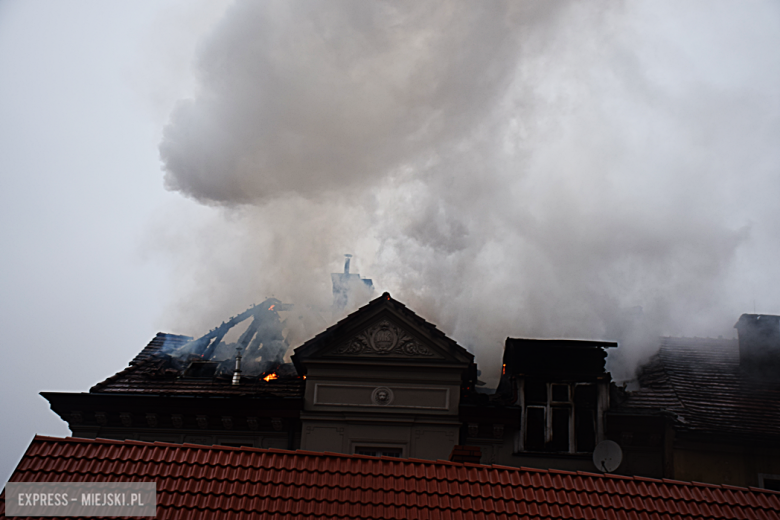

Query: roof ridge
[27,435,780,495]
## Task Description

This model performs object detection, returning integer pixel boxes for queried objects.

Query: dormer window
[502,338,615,456]
[520,380,597,453]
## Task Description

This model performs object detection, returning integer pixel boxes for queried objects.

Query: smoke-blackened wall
[157,1,780,384]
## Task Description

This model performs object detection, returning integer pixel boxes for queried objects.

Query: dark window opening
[574,383,597,452]
[574,384,596,406]
[550,408,570,451]
[520,381,601,454]
[575,408,596,452]
[763,478,780,491]
[525,407,545,451]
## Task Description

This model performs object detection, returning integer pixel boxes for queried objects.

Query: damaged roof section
[167,298,292,377]
[90,297,304,398]
[90,332,302,398]
[612,336,780,444]
[502,338,617,378]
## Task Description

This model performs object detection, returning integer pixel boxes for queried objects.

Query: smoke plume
[158,0,780,383]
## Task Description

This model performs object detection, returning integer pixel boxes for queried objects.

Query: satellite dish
[592,440,623,473]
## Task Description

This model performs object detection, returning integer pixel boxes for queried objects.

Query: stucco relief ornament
[372,324,397,353]
[371,386,394,406]
[335,320,433,356]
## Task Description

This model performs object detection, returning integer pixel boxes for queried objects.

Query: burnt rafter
[181,298,292,361]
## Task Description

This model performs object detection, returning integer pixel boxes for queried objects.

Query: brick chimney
[734,314,780,379]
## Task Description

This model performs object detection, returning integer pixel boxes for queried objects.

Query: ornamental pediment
[328,319,443,359]
[292,293,474,370]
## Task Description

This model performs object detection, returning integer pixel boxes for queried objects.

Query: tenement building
[42,293,780,489]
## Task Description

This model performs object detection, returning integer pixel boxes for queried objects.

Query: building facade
[42,294,780,489]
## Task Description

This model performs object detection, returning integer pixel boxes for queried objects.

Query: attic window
[518,381,597,454]
[759,473,780,491]
[525,407,545,450]
[764,479,780,492]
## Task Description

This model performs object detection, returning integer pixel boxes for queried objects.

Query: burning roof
[89,298,304,398]
[167,298,293,379]
[88,333,302,398]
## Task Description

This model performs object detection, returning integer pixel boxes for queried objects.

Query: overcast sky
[2,1,780,486]
[0,0,229,486]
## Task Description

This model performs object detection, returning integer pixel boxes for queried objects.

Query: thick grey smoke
[161,2,561,203]
[158,0,780,383]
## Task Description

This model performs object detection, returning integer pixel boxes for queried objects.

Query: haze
[2,0,780,486]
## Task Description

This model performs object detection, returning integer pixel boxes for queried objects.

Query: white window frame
[514,380,598,454]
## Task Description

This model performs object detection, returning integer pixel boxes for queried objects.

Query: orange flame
[263,373,278,382]
[268,304,275,311]
[502,363,506,375]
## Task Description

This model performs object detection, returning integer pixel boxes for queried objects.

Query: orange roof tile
[2,436,779,519]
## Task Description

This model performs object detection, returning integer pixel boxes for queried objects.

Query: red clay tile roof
[613,337,780,443]
[3,435,779,519]
[90,333,303,398]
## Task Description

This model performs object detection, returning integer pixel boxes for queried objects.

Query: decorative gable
[294,293,475,459]
[293,292,473,371]
[327,319,442,359]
